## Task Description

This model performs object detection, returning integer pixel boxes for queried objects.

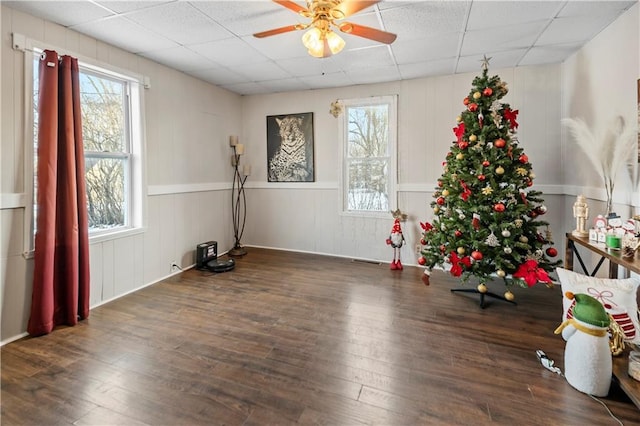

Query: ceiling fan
[254,0,397,58]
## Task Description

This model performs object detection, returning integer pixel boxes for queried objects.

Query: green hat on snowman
[567,292,610,328]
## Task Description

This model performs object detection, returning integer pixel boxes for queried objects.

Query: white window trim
[338,95,398,218]
[17,34,148,257]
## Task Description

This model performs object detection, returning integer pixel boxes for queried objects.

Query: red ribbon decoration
[420,221,433,232]
[449,251,471,277]
[503,108,519,129]
[453,122,465,142]
[587,287,617,309]
[460,181,472,201]
[513,259,551,287]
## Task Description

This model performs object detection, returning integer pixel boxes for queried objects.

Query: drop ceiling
[4,0,637,95]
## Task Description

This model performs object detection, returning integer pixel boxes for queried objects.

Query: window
[27,48,144,251]
[340,95,397,214]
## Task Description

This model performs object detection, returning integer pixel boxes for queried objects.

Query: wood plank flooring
[2,248,639,425]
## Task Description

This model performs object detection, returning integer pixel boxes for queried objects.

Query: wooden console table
[564,233,640,408]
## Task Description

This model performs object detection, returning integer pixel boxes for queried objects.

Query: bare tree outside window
[345,103,391,212]
[32,54,133,241]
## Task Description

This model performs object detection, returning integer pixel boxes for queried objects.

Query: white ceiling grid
[4,0,636,95]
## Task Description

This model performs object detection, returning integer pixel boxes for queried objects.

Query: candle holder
[229,136,249,257]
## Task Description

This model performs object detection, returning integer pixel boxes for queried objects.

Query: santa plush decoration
[554,292,612,397]
[386,210,406,270]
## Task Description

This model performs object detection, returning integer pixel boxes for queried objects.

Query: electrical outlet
[415,244,422,254]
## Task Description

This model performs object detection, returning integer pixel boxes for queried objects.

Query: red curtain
[28,50,90,336]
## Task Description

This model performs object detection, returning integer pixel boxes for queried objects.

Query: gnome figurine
[554,292,612,397]
[386,210,406,270]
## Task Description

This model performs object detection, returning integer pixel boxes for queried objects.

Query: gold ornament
[456,115,462,122]
[477,283,488,293]
[442,189,450,196]
[608,314,625,355]
[469,134,477,142]
[514,219,523,228]
[456,153,464,160]
[482,186,493,195]
[473,91,482,100]
[496,269,506,278]
[504,291,515,301]
[495,166,505,175]
[457,247,466,255]
[329,100,343,117]
[516,167,528,176]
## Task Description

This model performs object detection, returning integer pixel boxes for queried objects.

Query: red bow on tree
[512,259,551,287]
[453,122,465,142]
[503,108,519,130]
[460,181,472,201]
[449,251,471,277]
[420,221,433,231]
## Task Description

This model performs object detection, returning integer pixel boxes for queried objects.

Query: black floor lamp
[230,136,250,256]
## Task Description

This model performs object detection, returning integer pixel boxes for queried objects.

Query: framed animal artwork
[266,112,315,182]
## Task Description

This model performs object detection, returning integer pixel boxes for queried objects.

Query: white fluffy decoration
[561,318,612,397]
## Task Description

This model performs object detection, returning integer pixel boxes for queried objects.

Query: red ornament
[440,245,446,253]
[519,154,529,163]
[471,250,483,261]
[418,257,427,265]
[454,230,463,237]
[468,103,478,112]
[458,141,468,149]
[420,238,427,245]
[477,174,486,181]
[494,203,505,212]
[436,197,445,205]
[494,138,506,148]
[483,87,493,96]
[463,97,470,105]
[437,180,443,187]
[527,179,533,187]
[529,210,538,218]
[546,247,558,257]
[482,160,490,167]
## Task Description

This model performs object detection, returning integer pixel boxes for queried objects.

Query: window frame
[338,95,398,218]
[22,39,146,256]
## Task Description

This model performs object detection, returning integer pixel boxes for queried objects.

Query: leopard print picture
[267,114,313,182]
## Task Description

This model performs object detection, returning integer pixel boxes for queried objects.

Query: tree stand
[450,288,517,309]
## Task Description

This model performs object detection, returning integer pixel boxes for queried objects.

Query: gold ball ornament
[473,91,482,100]
[456,153,464,160]
[456,115,462,122]
[504,291,515,301]
[457,247,466,255]
[495,166,505,175]
[496,269,506,278]
[434,206,440,214]
[442,189,450,196]
[469,134,477,142]
[477,283,488,293]
[519,236,529,243]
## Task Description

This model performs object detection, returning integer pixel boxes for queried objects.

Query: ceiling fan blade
[254,24,304,38]
[338,22,397,44]
[273,0,309,16]
[333,0,380,19]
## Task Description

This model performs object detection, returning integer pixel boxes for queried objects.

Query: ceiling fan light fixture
[302,27,345,58]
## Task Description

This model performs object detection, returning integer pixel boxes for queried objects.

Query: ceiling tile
[97,1,172,14]
[346,64,402,85]
[466,1,563,30]
[71,16,179,53]
[273,56,343,78]
[536,14,622,45]
[391,32,461,63]
[519,42,583,66]
[398,58,457,80]
[4,0,113,26]
[139,46,220,72]
[460,21,548,56]
[558,1,637,18]
[189,37,269,67]
[298,71,354,89]
[330,45,395,71]
[456,49,529,74]
[380,2,469,41]
[187,66,247,86]
[125,2,232,45]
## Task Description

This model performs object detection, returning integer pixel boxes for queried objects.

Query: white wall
[0,5,242,342]
[561,2,640,218]
[240,65,566,265]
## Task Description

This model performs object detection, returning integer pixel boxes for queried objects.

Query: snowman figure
[386,210,406,270]
[554,292,612,397]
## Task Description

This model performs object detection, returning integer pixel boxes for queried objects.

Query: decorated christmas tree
[419,58,561,303]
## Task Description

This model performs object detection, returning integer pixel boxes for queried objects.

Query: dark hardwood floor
[2,248,638,425]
